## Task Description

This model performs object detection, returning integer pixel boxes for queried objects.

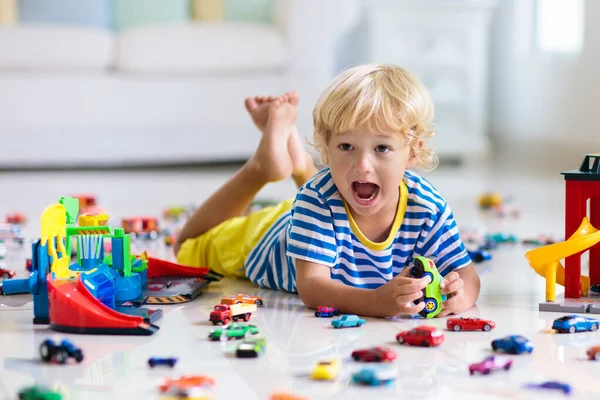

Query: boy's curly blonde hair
[312,64,438,171]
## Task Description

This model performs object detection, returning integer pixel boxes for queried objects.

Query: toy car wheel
[148,360,155,368]
[334,310,340,316]
[483,369,490,375]
[423,298,438,314]
[504,363,511,370]
[422,272,434,284]
[422,341,430,347]
[314,311,321,317]
[255,300,263,306]
[352,354,360,361]
[397,337,404,344]
[74,351,84,363]
[169,360,175,367]
[483,324,492,332]
[472,253,484,263]
[236,301,242,304]
[452,324,461,332]
[491,342,498,351]
[55,350,67,364]
[569,326,576,333]
[469,369,474,376]
[412,258,425,277]
[356,322,362,327]
[595,352,600,361]
[39,341,54,362]
[2,273,9,279]
[509,347,518,355]
[592,324,598,331]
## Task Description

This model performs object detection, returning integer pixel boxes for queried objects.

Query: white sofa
[0,0,359,167]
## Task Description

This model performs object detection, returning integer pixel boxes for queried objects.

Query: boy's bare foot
[248,95,297,182]
[244,95,276,134]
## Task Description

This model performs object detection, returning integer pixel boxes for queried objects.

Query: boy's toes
[288,92,299,106]
[245,97,259,111]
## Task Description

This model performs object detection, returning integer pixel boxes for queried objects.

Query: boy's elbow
[296,282,319,310]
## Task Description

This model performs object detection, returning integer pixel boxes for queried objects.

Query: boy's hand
[437,271,469,317]
[372,268,431,317]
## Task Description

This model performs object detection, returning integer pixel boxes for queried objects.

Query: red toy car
[0,266,16,279]
[396,326,444,347]
[351,346,397,362]
[447,317,496,332]
[5,212,26,225]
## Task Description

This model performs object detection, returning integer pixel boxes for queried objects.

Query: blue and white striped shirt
[245,168,470,292]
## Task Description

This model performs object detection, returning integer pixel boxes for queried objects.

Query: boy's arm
[295,258,429,318]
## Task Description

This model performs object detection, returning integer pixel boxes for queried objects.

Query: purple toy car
[469,356,513,375]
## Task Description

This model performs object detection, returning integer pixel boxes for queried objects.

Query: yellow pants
[177,199,293,278]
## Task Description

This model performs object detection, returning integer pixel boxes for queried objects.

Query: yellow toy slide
[525,217,600,301]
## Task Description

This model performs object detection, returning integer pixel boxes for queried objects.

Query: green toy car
[236,337,267,358]
[18,385,62,400]
[208,323,259,341]
[411,256,444,319]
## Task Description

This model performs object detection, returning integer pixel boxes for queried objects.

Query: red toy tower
[562,154,600,298]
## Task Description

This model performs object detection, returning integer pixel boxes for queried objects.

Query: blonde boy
[176,64,480,318]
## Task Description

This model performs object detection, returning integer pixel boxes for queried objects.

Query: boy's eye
[375,145,390,153]
[338,143,353,151]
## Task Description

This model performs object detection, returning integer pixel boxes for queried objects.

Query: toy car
[208,323,259,341]
[351,346,397,362]
[469,356,513,375]
[524,381,572,395]
[446,317,496,332]
[311,359,340,380]
[352,366,398,386]
[221,293,264,306]
[39,339,84,364]
[331,314,366,328]
[586,345,600,360]
[0,266,16,279]
[236,336,267,358]
[410,256,444,318]
[491,335,533,354]
[269,392,309,400]
[6,212,26,225]
[552,315,599,333]
[485,233,518,244]
[18,385,62,400]
[396,326,444,347]
[467,249,492,263]
[478,192,503,209]
[159,375,215,394]
[314,305,340,317]
[148,357,178,367]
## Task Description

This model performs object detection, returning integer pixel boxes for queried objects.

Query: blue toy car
[524,381,572,395]
[39,339,84,364]
[552,315,599,333]
[467,249,492,263]
[491,335,533,354]
[148,357,178,368]
[352,366,397,386]
[331,314,366,329]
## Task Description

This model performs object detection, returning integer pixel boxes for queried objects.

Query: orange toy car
[270,392,309,400]
[5,212,26,225]
[587,345,600,361]
[159,375,215,394]
[221,294,264,307]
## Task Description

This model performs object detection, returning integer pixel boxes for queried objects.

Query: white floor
[1,156,600,399]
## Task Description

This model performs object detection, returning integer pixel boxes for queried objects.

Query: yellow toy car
[311,359,340,380]
[478,192,503,209]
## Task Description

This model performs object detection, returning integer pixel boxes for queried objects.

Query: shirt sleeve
[415,203,471,276]
[286,183,337,267]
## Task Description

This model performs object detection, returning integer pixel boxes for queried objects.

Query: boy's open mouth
[352,181,380,206]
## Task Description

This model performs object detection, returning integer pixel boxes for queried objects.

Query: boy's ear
[406,141,422,169]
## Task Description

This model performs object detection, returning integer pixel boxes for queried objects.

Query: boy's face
[327,127,416,219]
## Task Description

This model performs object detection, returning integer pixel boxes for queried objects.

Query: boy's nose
[354,152,373,173]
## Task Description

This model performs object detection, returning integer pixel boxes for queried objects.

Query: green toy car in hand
[411,256,445,319]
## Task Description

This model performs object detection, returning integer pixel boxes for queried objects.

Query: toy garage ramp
[525,217,600,301]
[48,276,159,335]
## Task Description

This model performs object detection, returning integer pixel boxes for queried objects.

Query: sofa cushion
[116,22,286,73]
[0,26,114,70]
[19,0,111,28]
[0,0,16,25]
[225,0,274,24]
[114,0,190,31]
